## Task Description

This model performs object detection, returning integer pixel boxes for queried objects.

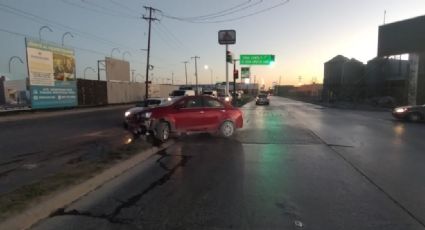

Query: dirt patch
[0,140,150,222]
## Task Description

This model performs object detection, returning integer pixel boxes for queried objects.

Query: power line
[157,22,187,49]
[162,0,290,24]
[109,0,141,14]
[152,26,181,51]
[161,0,254,21]
[0,3,141,52]
[181,0,264,21]
[61,0,138,19]
[0,27,144,64]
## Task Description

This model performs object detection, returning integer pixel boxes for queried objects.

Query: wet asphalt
[31,97,425,230]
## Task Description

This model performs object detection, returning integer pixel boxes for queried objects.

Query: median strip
[0,139,175,230]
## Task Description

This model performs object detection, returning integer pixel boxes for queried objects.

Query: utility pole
[233,59,239,101]
[279,75,282,85]
[143,6,160,101]
[182,61,189,85]
[131,69,135,82]
[171,72,174,85]
[191,56,200,95]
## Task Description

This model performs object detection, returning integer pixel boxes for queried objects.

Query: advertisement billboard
[378,15,425,56]
[105,57,130,82]
[26,38,77,109]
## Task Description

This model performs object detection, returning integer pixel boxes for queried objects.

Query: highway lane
[32,97,425,230]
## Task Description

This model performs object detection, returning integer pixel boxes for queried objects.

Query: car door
[173,97,205,131]
[202,97,226,130]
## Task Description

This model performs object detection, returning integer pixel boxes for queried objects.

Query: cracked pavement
[31,97,425,230]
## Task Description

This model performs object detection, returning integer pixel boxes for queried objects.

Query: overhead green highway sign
[240,54,275,65]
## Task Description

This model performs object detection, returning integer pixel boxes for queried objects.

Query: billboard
[378,15,425,56]
[105,57,130,82]
[26,38,77,109]
[218,30,236,45]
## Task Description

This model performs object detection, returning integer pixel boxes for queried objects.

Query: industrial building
[322,15,425,105]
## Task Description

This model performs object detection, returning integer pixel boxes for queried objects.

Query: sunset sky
[0,0,424,87]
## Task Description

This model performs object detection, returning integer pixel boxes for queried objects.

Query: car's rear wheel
[407,113,421,122]
[155,121,170,142]
[220,120,235,137]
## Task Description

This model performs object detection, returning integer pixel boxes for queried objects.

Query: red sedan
[128,95,243,142]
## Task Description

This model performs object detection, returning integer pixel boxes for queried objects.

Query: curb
[0,140,175,230]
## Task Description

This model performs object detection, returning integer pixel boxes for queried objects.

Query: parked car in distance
[392,104,425,122]
[123,98,168,128]
[217,93,232,103]
[127,95,244,142]
[256,94,270,105]
[169,89,195,99]
[202,90,218,97]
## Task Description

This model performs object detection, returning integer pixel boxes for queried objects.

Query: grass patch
[0,141,150,222]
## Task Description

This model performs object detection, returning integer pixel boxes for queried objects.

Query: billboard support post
[226,44,229,96]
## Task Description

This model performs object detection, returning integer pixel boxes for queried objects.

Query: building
[323,55,365,102]
[365,57,410,104]
[378,15,425,105]
[323,55,349,101]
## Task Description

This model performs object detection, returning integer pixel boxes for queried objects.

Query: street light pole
[111,48,120,58]
[182,61,189,85]
[8,56,24,73]
[122,51,131,60]
[39,26,53,41]
[191,56,200,94]
[61,32,74,46]
[83,67,96,79]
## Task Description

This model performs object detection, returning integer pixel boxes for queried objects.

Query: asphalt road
[32,97,425,230]
[0,105,133,195]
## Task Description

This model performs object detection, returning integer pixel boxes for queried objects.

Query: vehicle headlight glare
[395,108,407,113]
[144,112,152,118]
[225,97,230,102]
[125,111,131,117]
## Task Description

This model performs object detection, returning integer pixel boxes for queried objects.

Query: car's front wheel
[220,120,235,137]
[155,121,170,142]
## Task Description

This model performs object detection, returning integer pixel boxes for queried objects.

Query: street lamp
[122,51,131,60]
[204,65,214,85]
[8,56,24,73]
[83,67,96,79]
[39,25,53,41]
[111,48,120,58]
[61,32,74,46]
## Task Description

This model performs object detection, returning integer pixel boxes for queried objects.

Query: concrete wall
[147,84,178,98]
[107,82,146,104]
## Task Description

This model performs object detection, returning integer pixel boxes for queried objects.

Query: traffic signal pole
[233,59,239,103]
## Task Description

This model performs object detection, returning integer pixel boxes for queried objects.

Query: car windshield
[2,1,424,229]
